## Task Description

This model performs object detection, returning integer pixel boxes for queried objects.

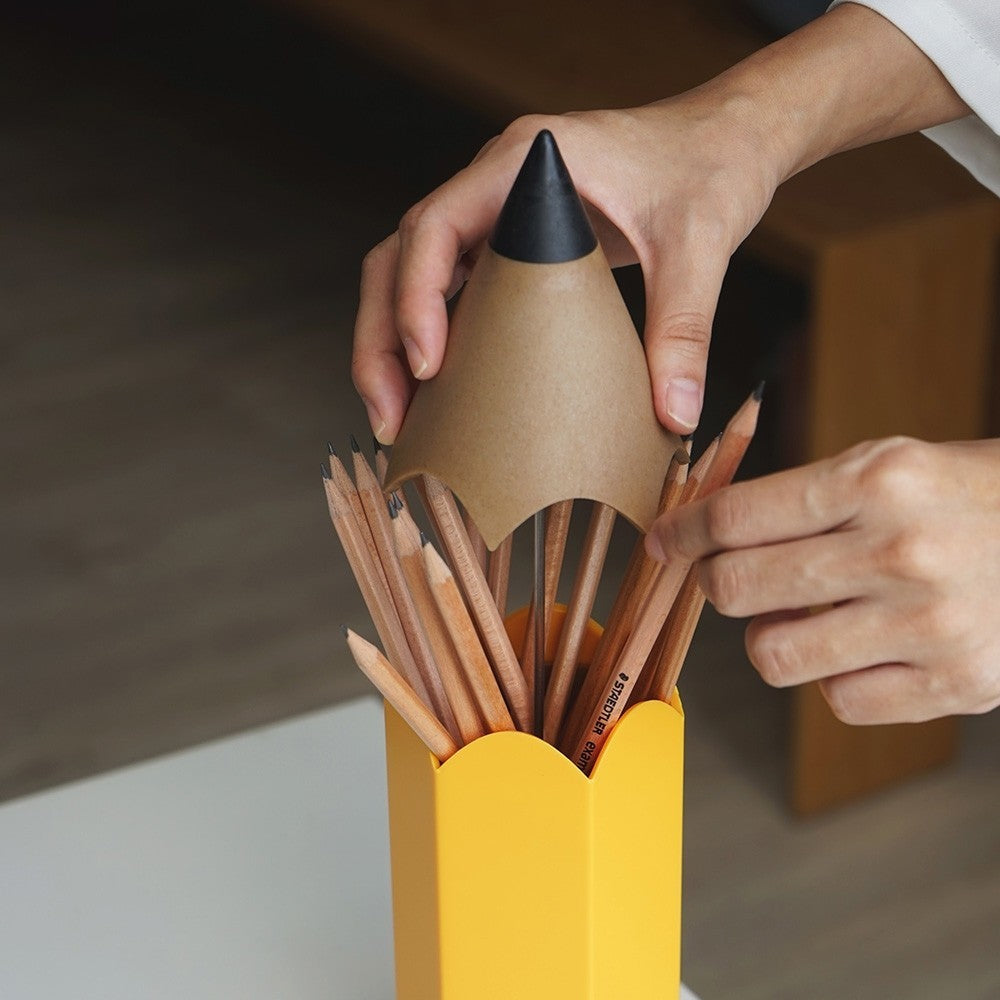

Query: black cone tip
[489,130,597,264]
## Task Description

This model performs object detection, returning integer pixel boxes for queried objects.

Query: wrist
[689,3,969,185]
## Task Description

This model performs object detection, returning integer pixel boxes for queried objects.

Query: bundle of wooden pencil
[324,385,761,775]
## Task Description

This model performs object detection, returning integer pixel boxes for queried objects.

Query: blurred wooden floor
[0,4,997,998]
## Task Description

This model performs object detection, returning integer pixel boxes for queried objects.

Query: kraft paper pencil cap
[386,130,683,550]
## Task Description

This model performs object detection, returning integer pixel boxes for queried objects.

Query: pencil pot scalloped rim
[384,611,684,1000]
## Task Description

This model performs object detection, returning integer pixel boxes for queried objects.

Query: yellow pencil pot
[384,606,684,1000]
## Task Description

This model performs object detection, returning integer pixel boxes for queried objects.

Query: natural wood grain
[392,506,485,744]
[422,540,515,733]
[562,443,711,752]
[345,629,458,761]
[420,474,529,729]
[520,499,573,706]
[322,467,432,706]
[463,506,489,574]
[570,392,761,772]
[542,502,615,742]
[353,447,459,737]
[648,566,705,702]
[486,531,513,620]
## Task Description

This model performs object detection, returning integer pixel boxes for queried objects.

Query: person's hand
[351,4,969,446]
[645,437,1000,723]
[352,93,783,442]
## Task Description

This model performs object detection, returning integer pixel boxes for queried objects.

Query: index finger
[393,146,528,380]
[647,455,860,562]
[352,234,414,443]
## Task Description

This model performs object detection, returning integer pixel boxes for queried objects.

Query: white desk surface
[0,697,699,1000]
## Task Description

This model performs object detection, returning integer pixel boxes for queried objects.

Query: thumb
[641,245,729,434]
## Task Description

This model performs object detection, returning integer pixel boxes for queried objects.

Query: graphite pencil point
[419,531,429,547]
[388,499,399,519]
[321,463,331,480]
[340,624,350,638]
[327,441,336,456]
[752,380,766,402]
[350,433,361,454]
[373,436,383,454]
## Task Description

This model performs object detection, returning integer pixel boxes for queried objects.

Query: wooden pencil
[352,440,460,739]
[628,613,673,706]
[608,446,691,626]
[463,507,489,575]
[568,386,763,773]
[422,538,516,733]
[520,499,573,691]
[328,445,390,595]
[646,386,765,701]
[410,474,445,559]
[345,628,459,762]
[391,490,422,549]
[559,447,707,753]
[558,451,689,744]
[391,505,485,744]
[322,467,432,707]
[421,474,530,731]
[542,502,616,743]
[487,532,513,619]
[648,565,704,702]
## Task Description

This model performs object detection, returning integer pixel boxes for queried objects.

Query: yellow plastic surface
[384,610,684,1000]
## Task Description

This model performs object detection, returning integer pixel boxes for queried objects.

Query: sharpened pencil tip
[349,433,361,454]
[321,463,331,480]
[752,380,765,402]
[326,441,336,456]
[391,491,403,511]
[419,531,429,547]
[372,436,383,454]
[340,625,350,639]
[388,499,399,519]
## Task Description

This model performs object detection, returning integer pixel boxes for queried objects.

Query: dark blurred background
[1,3,997,998]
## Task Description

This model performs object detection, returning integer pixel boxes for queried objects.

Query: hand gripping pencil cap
[385,130,682,550]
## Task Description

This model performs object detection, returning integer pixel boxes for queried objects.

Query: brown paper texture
[386,244,682,550]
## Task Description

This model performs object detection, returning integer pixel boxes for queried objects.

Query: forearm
[687,1,971,184]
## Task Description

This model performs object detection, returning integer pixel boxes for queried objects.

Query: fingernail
[403,338,428,378]
[363,400,390,444]
[664,378,702,431]
[645,530,666,563]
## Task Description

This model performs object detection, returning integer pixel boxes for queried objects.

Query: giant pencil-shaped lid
[386,130,681,550]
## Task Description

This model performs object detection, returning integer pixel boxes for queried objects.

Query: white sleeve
[828,0,1000,196]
